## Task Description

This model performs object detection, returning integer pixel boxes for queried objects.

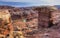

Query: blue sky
[0,0,60,7]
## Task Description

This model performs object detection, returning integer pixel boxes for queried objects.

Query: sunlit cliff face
[0,10,11,25]
[51,11,60,24]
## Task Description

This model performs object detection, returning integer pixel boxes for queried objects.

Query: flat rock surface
[26,28,60,38]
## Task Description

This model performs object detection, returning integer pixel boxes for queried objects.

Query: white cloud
[41,0,60,5]
[0,0,60,6]
[0,0,42,2]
